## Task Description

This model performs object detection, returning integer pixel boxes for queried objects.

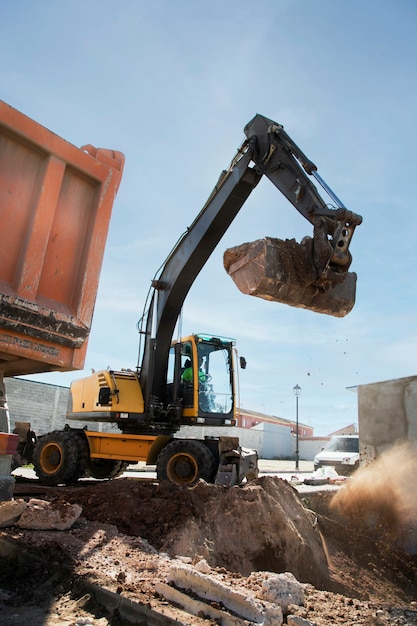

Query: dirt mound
[3,475,417,624]
[164,476,330,586]
[48,475,417,603]
[51,476,328,586]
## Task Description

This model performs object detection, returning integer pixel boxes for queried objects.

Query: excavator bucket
[223,237,357,317]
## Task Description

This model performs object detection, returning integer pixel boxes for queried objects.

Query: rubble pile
[0,475,417,625]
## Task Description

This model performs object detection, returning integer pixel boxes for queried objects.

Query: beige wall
[358,375,417,462]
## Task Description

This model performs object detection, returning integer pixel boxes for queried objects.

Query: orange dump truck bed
[0,101,124,376]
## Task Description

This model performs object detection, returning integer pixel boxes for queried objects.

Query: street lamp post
[293,384,301,471]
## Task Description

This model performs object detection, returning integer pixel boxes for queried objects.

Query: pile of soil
[1,475,417,625]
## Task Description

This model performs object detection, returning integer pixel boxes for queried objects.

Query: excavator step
[223,237,357,318]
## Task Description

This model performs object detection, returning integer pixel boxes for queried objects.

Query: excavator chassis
[28,427,259,488]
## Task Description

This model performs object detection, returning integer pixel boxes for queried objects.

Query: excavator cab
[169,334,237,427]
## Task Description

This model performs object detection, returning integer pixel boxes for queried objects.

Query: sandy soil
[1,474,417,625]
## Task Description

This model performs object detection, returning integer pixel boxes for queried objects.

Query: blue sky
[2,0,416,435]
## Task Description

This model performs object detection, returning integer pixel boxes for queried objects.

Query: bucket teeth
[223,237,357,318]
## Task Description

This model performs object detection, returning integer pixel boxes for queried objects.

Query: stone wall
[4,377,97,434]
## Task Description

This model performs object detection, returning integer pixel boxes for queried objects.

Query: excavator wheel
[88,459,129,480]
[157,439,216,486]
[32,430,89,486]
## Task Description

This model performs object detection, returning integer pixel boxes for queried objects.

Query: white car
[313,434,359,476]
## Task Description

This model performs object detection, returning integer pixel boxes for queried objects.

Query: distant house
[328,423,358,436]
[236,407,314,438]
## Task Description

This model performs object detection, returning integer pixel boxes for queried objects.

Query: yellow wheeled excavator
[29,114,362,487]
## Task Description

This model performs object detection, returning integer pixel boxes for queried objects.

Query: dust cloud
[330,440,417,553]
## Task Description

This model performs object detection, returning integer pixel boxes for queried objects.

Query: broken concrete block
[16,498,82,530]
[0,499,27,527]
[248,571,305,614]
[166,562,283,625]
[155,581,252,626]
[224,237,356,317]
[287,616,317,626]
[193,557,212,574]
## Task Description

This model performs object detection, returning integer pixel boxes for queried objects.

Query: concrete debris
[162,561,284,625]
[287,616,318,626]
[155,581,258,626]
[0,499,27,527]
[11,498,83,530]
[247,571,305,614]
[193,557,212,574]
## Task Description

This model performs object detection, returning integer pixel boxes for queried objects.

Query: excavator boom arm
[139,149,261,404]
[139,114,362,412]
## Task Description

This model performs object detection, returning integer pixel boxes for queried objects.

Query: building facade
[237,407,314,438]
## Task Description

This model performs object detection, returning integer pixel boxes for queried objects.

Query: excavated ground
[1,475,417,625]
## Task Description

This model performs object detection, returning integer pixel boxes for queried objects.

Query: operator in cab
[181,357,207,384]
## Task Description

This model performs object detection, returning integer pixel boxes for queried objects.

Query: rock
[287,616,318,626]
[248,571,305,613]
[16,498,82,530]
[0,499,27,527]
[193,558,212,574]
